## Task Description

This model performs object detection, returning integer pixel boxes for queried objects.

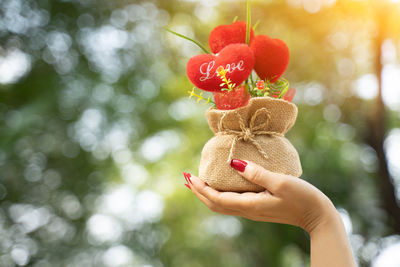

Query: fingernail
[230,159,247,172]
[183,172,193,185]
[183,172,189,183]
[184,183,191,190]
[185,172,192,185]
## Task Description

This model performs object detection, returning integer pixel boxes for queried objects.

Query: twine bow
[217,108,284,163]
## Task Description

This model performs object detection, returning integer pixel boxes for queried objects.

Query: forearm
[309,208,356,267]
[188,162,357,266]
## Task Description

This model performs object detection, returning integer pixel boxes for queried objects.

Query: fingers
[231,159,288,194]
[190,175,250,210]
[189,174,278,213]
[191,183,243,216]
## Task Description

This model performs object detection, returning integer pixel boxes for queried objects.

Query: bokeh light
[0,0,399,266]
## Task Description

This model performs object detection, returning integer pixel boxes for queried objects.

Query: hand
[184,159,338,234]
[183,159,356,267]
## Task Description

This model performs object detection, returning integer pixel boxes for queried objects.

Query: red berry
[213,85,250,110]
[256,80,265,90]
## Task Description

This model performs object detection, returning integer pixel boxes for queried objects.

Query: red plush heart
[250,35,289,83]
[209,21,255,54]
[213,84,250,110]
[186,44,255,92]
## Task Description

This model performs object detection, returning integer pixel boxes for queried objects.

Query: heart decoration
[209,23,289,83]
[208,21,255,54]
[250,35,289,83]
[186,44,255,92]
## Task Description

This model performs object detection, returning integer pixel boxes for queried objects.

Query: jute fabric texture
[199,97,302,192]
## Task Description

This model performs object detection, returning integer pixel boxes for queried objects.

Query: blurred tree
[0,0,174,266]
[365,0,400,234]
[0,0,399,267]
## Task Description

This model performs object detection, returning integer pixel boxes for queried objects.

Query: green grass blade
[278,79,290,98]
[165,28,210,54]
[246,0,251,44]
[253,20,260,31]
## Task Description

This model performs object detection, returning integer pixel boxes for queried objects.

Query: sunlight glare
[384,129,400,180]
[103,245,134,267]
[373,242,400,267]
[87,214,123,243]
[353,74,378,100]
[382,64,400,111]
[338,208,353,234]
[0,49,31,84]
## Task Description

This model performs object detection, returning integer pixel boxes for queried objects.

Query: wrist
[307,199,343,237]
[302,195,342,235]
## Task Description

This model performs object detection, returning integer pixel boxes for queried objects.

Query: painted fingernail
[185,172,192,184]
[183,172,189,183]
[183,172,193,185]
[184,183,191,190]
[230,159,247,172]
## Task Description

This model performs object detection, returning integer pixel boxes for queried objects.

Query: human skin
[184,159,356,267]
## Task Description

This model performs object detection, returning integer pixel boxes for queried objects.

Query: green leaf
[253,20,260,31]
[165,28,211,54]
[246,0,251,44]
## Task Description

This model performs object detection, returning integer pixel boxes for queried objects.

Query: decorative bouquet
[168,2,302,192]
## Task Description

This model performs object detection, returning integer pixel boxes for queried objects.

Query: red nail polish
[186,173,192,185]
[184,183,191,190]
[183,172,189,183]
[230,159,247,172]
[183,172,193,185]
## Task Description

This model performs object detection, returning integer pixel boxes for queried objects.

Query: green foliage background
[0,0,399,266]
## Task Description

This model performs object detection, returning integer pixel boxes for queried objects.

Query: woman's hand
[183,159,356,267]
[184,159,337,234]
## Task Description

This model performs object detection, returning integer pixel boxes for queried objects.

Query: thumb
[230,159,287,193]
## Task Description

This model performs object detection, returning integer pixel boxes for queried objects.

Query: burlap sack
[199,97,302,192]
